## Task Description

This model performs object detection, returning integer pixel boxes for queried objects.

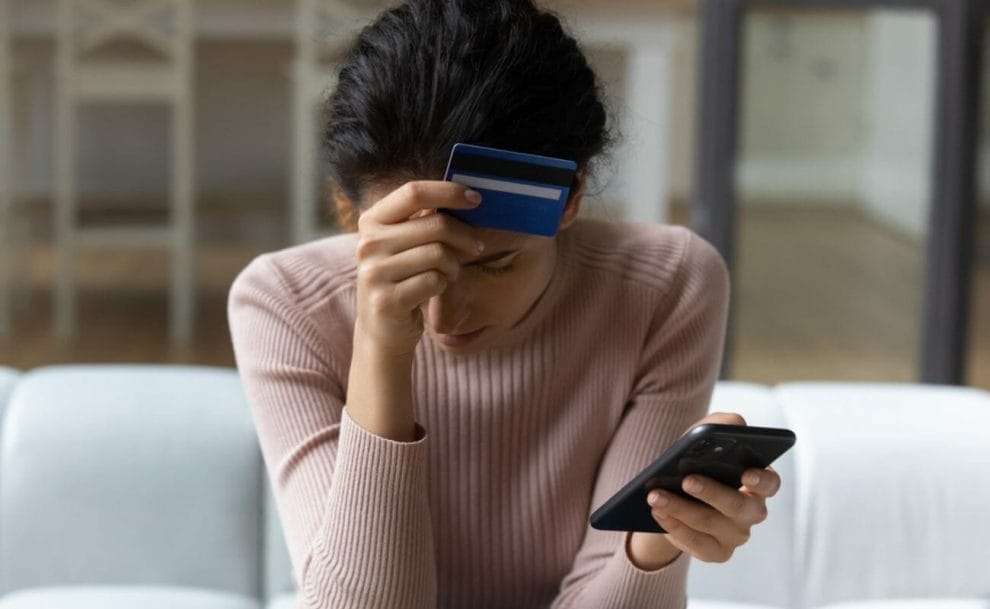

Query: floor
[1,201,988,390]
[722,206,989,388]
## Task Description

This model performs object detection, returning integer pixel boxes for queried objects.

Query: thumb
[682,411,747,436]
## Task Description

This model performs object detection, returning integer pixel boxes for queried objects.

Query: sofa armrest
[0,366,19,416]
[775,382,990,608]
[0,365,264,599]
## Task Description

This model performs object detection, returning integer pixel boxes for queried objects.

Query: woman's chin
[429,326,489,352]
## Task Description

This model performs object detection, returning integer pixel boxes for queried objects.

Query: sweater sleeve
[550,230,731,609]
[227,255,437,609]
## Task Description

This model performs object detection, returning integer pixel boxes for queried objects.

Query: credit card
[440,143,578,237]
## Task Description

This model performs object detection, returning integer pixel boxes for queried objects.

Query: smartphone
[589,423,796,533]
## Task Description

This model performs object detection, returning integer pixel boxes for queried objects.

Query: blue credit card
[440,143,578,237]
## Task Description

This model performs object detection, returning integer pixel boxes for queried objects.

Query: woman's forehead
[472,226,538,250]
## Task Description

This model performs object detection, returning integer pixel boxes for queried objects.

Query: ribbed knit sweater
[227,217,731,609]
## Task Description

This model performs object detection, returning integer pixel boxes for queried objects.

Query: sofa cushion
[686,382,794,609]
[0,367,18,412]
[775,382,990,609]
[0,585,261,609]
[687,602,790,609]
[0,365,264,599]
[264,593,297,609]
[819,600,990,609]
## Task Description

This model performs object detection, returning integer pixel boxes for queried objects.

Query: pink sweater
[228,217,730,609]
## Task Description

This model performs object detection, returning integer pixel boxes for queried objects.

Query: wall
[668,9,990,239]
[859,11,935,242]
[738,11,869,206]
[668,11,870,207]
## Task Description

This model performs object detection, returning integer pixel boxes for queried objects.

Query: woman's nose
[425,279,471,334]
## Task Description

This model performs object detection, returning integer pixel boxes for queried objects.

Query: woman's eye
[478,263,513,276]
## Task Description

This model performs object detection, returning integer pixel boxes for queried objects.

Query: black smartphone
[589,423,796,533]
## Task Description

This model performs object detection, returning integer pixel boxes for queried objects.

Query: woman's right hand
[353,180,485,359]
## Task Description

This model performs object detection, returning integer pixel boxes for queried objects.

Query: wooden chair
[53,0,196,346]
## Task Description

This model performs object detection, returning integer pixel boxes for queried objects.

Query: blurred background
[0,0,987,389]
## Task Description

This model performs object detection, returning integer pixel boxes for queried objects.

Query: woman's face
[359,180,582,355]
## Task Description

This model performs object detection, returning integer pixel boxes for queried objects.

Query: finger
[683,411,747,434]
[741,467,782,498]
[650,488,751,544]
[704,411,747,426]
[364,181,483,226]
[390,268,450,312]
[682,475,768,526]
[651,513,734,563]
[364,241,463,286]
[359,212,485,263]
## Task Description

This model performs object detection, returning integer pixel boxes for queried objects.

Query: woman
[228,0,781,607]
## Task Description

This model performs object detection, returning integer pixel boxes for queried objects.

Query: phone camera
[691,437,736,455]
[690,439,713,454]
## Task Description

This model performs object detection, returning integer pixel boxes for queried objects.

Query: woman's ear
[558,169,586,232]
[330,184,360,233]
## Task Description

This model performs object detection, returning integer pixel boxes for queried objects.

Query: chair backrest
[56,0,193,67]
[774,382,990,609]
[687,381,797,609]
[58,0,192,61]
[0,365,264,598]
[295,0,386,64]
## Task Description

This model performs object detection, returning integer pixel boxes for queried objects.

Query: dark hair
[320,0,613,213]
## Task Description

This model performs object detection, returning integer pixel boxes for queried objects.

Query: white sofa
[0,364,986,609]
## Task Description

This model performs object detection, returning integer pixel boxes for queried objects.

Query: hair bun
[323,0,610,206]
[406,0,537,16]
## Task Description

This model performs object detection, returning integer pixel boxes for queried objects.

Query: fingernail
[745,472,761,487]
[465,189,482,204]
[476,240,486,253]
[648,491,669,507]
[685,477,703,493]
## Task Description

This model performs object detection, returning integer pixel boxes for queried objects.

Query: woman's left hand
[647,412,781,563]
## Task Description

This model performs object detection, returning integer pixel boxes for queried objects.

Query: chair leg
[0,97,9,337]
[0,198,9,339]
[170,87,195,348]
[0,226,8,338]
[0,150,19,339]
[10,65,33,322]
[290,65,319,246]
[0,0,13,336]
[53,0,77,346]
[54,86,77,346]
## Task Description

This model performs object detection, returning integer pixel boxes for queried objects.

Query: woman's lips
[434,326,486,347]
